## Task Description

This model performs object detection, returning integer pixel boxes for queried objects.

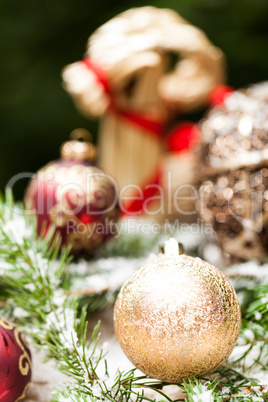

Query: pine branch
[0,189,268,401]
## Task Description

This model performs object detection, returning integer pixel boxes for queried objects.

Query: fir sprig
[0,190,268,401]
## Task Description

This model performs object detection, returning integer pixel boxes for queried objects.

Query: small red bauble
[0,318,32,402]
[24,129,119,254]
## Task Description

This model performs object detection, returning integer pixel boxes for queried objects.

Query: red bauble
[24,129,119,254]
[0,318,32,401]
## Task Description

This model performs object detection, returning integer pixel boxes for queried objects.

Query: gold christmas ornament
[114,238,241,383]
[24,129,119,254]
[196,82,268,261]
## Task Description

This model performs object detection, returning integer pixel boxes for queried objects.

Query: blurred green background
[0,0,268,198]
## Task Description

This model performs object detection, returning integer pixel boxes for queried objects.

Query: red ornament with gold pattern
[24,129,119,254]
[0,318,32,402]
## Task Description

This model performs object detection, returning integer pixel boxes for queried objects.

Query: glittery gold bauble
[114,239,241,383]
[24,129,119,254]
[196,82,268,262]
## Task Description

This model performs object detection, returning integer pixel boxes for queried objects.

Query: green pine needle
[0,189,268,401]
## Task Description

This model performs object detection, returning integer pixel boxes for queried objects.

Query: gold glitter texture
[114,254,241,383]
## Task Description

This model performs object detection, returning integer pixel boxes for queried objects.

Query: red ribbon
[121,170,162,216]
[82,57,166,214]
[167,122,200,153]
[82,58,163,138]
[209,84,233,106]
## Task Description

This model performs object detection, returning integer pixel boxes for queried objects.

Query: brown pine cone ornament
[196,82,268,261]
[24,129,119,254]
[114,239,241,383]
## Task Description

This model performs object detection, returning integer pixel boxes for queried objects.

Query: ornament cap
[159,238,184,257]
[60,128,96,162]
